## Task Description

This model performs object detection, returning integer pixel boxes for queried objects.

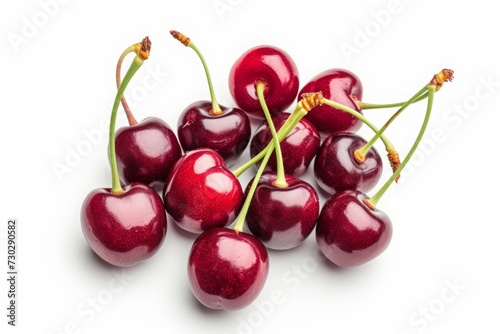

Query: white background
[2,0,500,333]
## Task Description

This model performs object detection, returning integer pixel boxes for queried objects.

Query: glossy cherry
[250,112,320,177]
[171,30,251,166]
[188,227,269,310]
[228,45,299,119]
[315,190,392,267]
[314,132,383,195]
[115,117,182,191]
[177,101,251,167]
[163,148,243,234]
[299,68,363,135]
[245,172,319,250]
[81,182,167,267]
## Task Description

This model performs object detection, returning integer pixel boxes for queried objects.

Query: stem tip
[136,36,151,60]
[430,69,454,91]
[300,92,323,112]
[170,30,190,46]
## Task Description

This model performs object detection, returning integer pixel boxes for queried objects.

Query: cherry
[315,190,392,267]
[81,38,167,267]
[228,45,299,119]
[115,117,182,190]
[314,132,383,195]
[250,112,320,177]
[187,227,269,310]
[81,183,167,267]
[114,37,182,190]
[299,68,363,135]
[245,172,319,250]
[163,148,244,234]
[171,31,251,166]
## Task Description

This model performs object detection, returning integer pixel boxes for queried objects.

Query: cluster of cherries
[80,32,453,311]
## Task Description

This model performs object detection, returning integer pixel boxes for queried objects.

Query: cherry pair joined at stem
[81,37,169,267]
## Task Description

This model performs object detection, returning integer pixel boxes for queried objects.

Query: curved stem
[354,85,429,161]
[321,98,395,153]
[110,55,146,193]
[256,81,287,187]
[116,45,138,125]
[170,30,222,115]
[356,91,429,110]
[365,85,435,209]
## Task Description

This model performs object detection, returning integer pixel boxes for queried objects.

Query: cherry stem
[256,81,287,187]
[170,30,222,116]
[115,37,151,126]
[109,51,148,194]
[365,68,454,207]
[365,85,436,209]
[320,98,396,154]
[233,135,275,233]
[232,92,323,178]
[354,85,429,180]
[355,91,429,110]
[116,45,138,125]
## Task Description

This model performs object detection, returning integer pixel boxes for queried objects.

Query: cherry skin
[188,227,269,310]
[177,101,251,167]
[228,45,299,119]
[314,132,383,195]
[245,172,320,250]
[250,112,321,177]
[163,148,244,234]
[299,68,363,135]
[81,182,167,267]
[115,117,182,191]
[315,190,392,267]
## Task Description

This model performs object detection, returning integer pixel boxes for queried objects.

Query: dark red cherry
[315,190,392,267]
[163,148,243,234]
[250,112,321,177]
[245,172,319,250]
[81,182,167,267]
[177,101,251,167]
[299,68,363,135]
[314,132,383,195]
[228,45,299,119]
[115,117,182,191]
[188,227,269,310]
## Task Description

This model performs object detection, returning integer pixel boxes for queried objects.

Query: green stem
[110,55,146,193]
[256,81,287,187]
[357,91,429,110]
[233,138,275,232]
[116,45,138,125]
[355,85,429,159]
[321,98,395,153]
[186,41,222,115]
[366,85,435,208]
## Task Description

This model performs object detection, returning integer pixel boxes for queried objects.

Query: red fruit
[299,68,363,134]
[188,227,269,310]
[316,190,392,267]
[246,172,319,250]
[177,101,251,167]
[81,182,167,267]
[314,132,383,195]
[163,148,243,234]
[228,45,299,119]
[115,117,182,191]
